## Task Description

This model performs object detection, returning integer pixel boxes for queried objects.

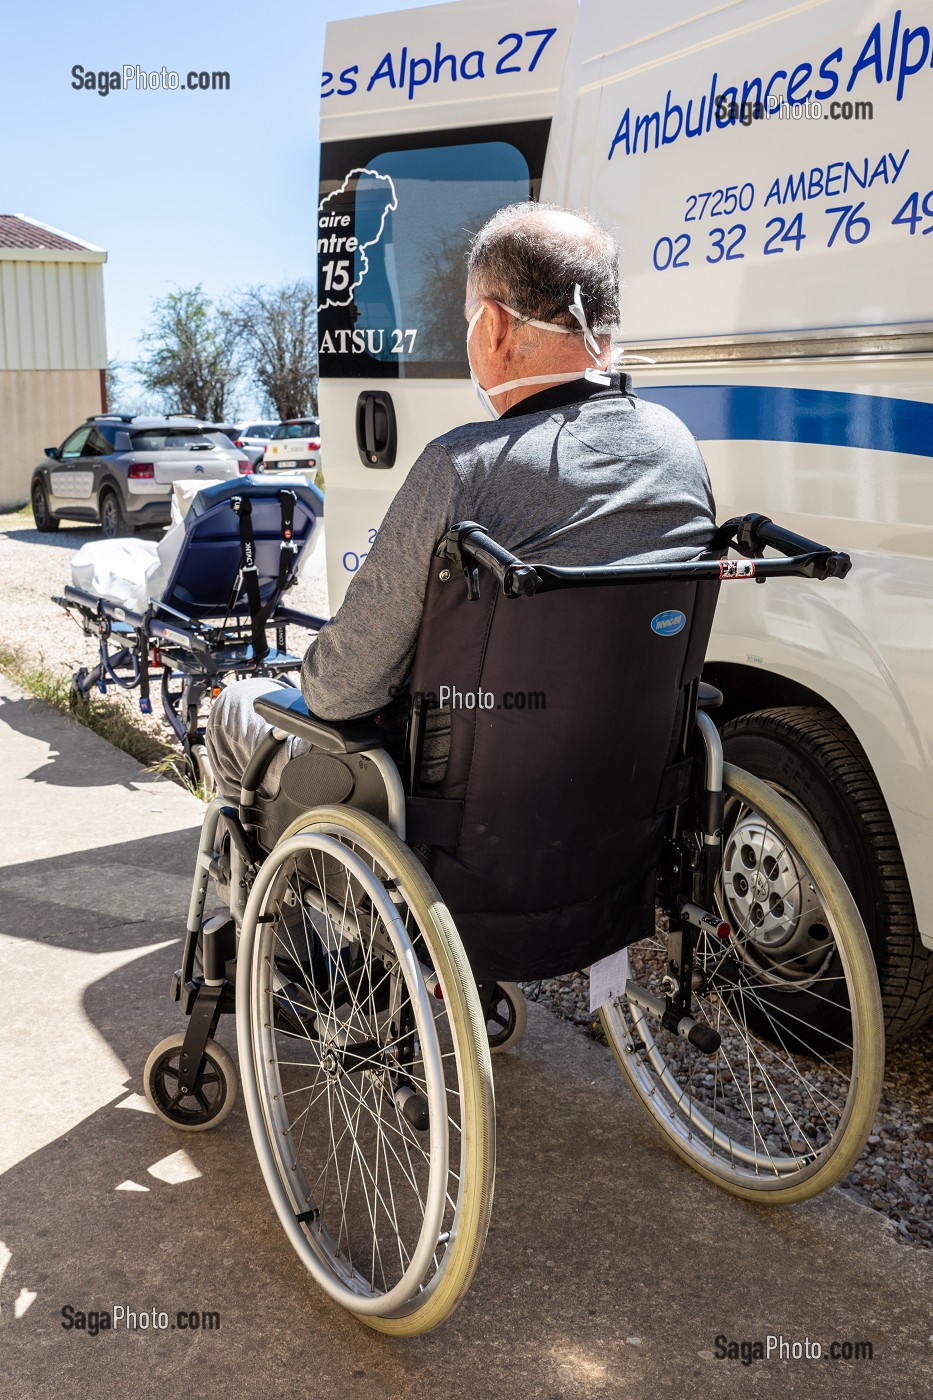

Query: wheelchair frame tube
[183,796,229,985]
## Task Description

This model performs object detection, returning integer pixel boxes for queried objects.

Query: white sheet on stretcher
[69,477,205,612]
[69,476,321,612]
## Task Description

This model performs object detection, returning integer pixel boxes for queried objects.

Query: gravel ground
[2,509,931,1249]
[522,971,933,1249]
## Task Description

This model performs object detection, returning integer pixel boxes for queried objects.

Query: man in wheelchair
[144,203,882,1337]
[206,201,716,857]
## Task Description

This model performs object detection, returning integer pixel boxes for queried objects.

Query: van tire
[721,706,933,1043]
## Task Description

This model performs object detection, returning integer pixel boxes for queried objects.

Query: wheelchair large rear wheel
[601,765,883,1203]
[236,807,495,1335]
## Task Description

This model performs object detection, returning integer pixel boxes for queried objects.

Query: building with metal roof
[0,215,107,508]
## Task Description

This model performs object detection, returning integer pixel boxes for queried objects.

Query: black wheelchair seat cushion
[409,564,719,981]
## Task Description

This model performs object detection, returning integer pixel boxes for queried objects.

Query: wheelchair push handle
[717,513,852,579]
[437,521,538,599]
[439,515,852,599]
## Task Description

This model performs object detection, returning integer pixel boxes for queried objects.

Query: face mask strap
[466,298,605,416]
[566,284,604,363]
[484,370,589,398]
[496,290,604,364]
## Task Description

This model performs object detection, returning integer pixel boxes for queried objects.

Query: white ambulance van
[317,0,933,1040]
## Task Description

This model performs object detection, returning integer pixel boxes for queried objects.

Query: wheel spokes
[254,841,462,1303]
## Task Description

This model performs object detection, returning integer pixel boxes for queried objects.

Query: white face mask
[466,284,606,419]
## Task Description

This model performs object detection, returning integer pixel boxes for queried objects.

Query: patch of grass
[0,643,176,771]
[147,750,215,802]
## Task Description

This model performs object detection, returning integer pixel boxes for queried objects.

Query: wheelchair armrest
[253,687,384,754]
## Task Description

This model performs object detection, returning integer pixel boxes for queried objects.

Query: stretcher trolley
[54,477,325,786]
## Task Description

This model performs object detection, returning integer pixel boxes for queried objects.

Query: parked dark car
[233,420,281,470]
[31,414,251,537]
[210,422,274,473]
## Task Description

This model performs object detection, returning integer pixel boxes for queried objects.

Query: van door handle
[356,391,397,468]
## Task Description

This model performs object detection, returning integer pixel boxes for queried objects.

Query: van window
[318,120,550,379]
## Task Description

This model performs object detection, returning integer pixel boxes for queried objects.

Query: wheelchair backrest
[159,478,322,620]
[409,566,719,981]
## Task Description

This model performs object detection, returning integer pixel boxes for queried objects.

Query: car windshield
[129,430,233,451]
[274,421,319,439]
[245,424,277,438]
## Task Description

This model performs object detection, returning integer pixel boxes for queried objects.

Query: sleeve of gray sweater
[301,443,466,721]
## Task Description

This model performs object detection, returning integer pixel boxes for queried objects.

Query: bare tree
[103,356,122,413]
[235,280,318,420]
[134,286,242,420]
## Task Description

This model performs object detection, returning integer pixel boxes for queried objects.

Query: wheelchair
[54,477,325,786]
[144,513,884,1336]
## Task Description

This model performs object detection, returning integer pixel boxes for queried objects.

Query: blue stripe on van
[637,385,933,458]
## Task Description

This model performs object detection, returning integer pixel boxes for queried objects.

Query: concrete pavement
[1,673,932,1400]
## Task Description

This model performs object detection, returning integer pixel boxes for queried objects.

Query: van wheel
[721,706,933,1042]
[99,489,131,538]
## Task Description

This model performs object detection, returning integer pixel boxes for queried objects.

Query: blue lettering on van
[651,611,687,636]
[343,529,378,573]
[762,150,908,206]
[607,9,930,159]
[323,28,557,102]
[322,66,359,98]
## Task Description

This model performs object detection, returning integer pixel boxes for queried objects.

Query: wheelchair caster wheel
[484,982,528,1054]
[144,1033,238,1131]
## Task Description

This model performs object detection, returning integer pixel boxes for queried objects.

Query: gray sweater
[301,375,716,723]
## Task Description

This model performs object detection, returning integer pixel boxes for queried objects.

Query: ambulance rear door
[318,0,576,607]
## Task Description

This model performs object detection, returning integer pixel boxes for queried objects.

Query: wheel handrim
[241,830,463,1316]
[602,777,877,1192]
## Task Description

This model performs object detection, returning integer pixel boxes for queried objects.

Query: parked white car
[262,418,321,475]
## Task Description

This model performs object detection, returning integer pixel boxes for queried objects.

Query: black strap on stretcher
[230,491,298,665]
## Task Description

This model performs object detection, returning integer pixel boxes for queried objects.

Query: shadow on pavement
[1,826,932,1399]
[0,694,145,790]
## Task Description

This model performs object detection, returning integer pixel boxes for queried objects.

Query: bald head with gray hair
[467,203,620,340]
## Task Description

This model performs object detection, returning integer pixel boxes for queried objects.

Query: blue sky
[2,0,446,410]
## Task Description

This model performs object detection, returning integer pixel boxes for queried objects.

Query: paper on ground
[589,946,630,1013]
